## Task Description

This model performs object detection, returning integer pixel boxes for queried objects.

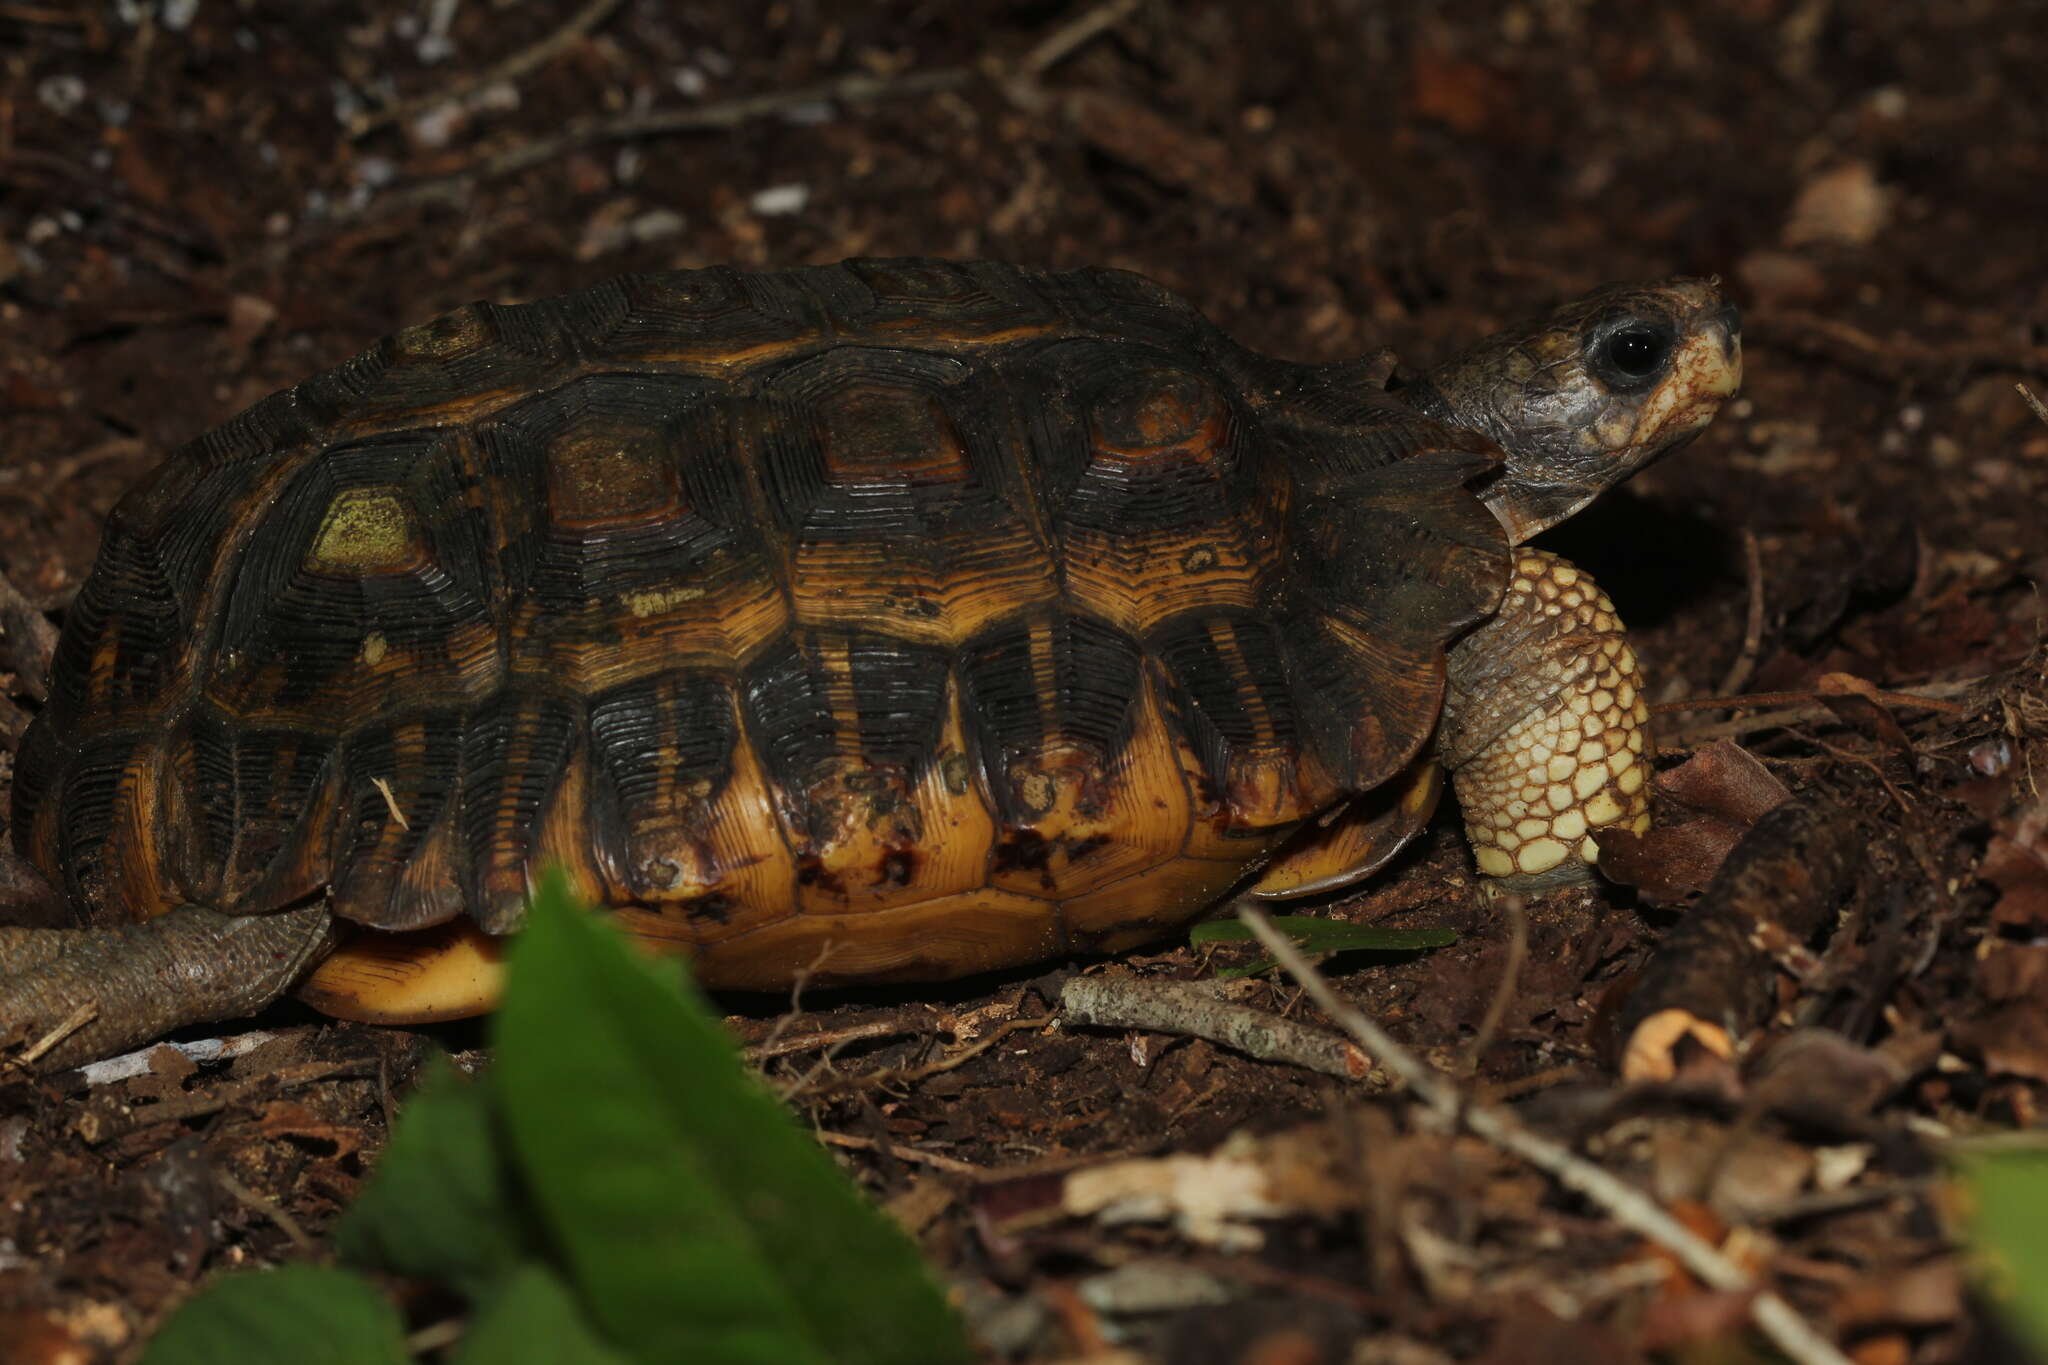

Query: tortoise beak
[1706,301,1743,388]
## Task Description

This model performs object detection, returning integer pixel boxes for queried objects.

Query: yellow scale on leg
[1440,549,1653,891]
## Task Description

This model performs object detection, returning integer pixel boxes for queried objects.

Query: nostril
[1711,303,1742,362]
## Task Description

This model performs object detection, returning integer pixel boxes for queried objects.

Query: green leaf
[454,1264,633,1365]
[1193,915,1456,976]
[142,1266,408,1365]
[491,871,972,1365]
[334,1057,538,1299]
[1960,1145,2048,1351]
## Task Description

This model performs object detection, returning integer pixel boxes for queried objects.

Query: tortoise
[0,259,1739,1068]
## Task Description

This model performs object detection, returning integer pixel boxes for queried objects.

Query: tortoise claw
[0,904,336,1072]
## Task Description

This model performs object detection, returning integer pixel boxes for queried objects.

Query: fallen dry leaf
[1980,802,2048,930]
[1599,740,1792,902]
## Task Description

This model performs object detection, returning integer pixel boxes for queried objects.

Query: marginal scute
[330,712,465,930]
[1154,611,1335,833]
[460,688,581,932]
[741,630,950,914]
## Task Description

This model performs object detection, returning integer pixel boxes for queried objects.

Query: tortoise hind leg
[1438,549,1653,891]
[0,903,336,1071]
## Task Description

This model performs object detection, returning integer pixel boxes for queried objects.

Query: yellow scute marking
[623,584,709,618]
[309,488,418,572]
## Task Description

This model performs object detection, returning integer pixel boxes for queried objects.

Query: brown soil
[1,3,2045,1362]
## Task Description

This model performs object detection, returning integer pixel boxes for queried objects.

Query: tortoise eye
[1602,326,1670,380]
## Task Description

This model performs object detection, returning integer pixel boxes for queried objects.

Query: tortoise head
[1406,278,1741,544]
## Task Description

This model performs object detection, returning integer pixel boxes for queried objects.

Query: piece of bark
[1616,802,1860,1081]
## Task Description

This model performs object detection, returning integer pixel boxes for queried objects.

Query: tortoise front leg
[0,904,336,1071]
[1438,549,1653,891]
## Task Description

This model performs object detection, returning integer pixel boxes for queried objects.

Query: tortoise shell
[11,259,1507,997]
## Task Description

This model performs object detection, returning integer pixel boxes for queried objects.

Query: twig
[405,1319,469,1356]
[370,776,410,830]
[77,1029,283,1088]
[1756,308,2048,381]
[1717,530,1767,697]
[349,0,626,138]
[1656,677,1982,747]
[93,1058,376,1136]
[322,67,971,231]
[1654,680,1975,716]
[755,939,840,1055]
[1018,0,1144,78]
[216,1170,319,1257]
[1458,895,1526,1077]
[0,5,91,22]
[814,1129,989,1177]
[1236,903,1855,1365]
[746,1016,925,1062]
[1060,975,1381,1084]
[18,999,96,1066]
[2021,383,2048,429]
[782,1014,1053,1100]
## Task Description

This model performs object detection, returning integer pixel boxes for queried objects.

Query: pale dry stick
[17,999,96,1066]
[1654,679,1976,717]
[348,0,626,138]
[1236,904,1855,1365]
[94,1058,378,1138]
[1657,677,1981,748]
[1717,529,1768,697]
[783,1014,1054,1100]
[755,939,841,1055]
[1017,0,1145,78]
[1757,308,2048,382]
[2021,382,2048,428]
[370,776,410,830]
[406,1320,469,1357]
[814,1129,989,1177]
[745,1016,928,1063]
[77,1029,283,1088]
[1060,975,1380,1084]
[323,67,972,230]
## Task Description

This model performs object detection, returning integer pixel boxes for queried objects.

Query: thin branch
[1018,0,1144,78]
[1654,679,1975,717]
[1717,529,1767,697]
[1756,308,2048,381]
[322,67,972,231]
[781,1014,1053,1100]
[814,1129,989,1176]
[18,999,96,1065]
[349,0,626,139]
[1236,903,1854,1365]
[2021,383,2048,429]
[1060,974,1381,1084]
[746,1016,925,1062]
